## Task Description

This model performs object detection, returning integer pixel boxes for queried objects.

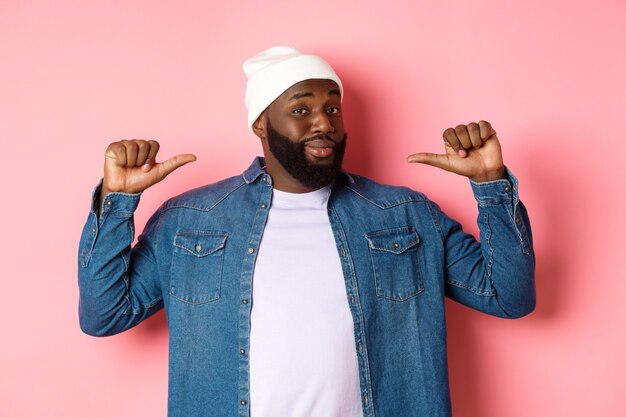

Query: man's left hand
[407,120,506,182]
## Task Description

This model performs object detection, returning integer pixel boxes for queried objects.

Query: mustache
[302,133,348,145]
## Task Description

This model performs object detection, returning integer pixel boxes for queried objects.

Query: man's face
[256,79,347,191]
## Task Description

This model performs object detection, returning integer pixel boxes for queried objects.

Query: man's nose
[311,111,335,135]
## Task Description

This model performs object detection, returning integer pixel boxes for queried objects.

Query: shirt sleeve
[431,168,536,318]
[77,180,164,336]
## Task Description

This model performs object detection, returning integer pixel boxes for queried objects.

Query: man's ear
[252,112,266,139]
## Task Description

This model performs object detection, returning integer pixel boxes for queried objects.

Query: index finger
[443,127,467,158]
[478,120,496,141]
[142,140,161,171]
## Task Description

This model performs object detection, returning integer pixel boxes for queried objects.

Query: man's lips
[304,138,336,158]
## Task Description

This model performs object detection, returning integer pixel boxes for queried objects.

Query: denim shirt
[78,157,535,417]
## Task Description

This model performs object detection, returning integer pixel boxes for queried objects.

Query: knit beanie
[243,46,343,129]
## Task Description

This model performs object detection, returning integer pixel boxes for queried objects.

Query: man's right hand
[99,139,196,213]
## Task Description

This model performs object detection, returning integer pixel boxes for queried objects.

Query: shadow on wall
[517,136,567,320]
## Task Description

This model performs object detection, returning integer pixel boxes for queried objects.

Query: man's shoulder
[161,174,246,212]
[338,172,430,208]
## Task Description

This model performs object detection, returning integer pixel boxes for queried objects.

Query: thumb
[406,152,452,171]
[154,153,197,180]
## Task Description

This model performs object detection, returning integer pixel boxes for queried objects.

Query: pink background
[1,0,624,416]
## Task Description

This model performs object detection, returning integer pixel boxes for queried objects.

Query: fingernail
[142,163,151,171]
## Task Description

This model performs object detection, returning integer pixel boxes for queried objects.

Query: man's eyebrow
[288,89,342,101]
[288,92,314,101]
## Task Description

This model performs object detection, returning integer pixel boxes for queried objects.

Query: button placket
[234,178,271,416]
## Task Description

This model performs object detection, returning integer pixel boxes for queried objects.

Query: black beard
[266,119,347,190]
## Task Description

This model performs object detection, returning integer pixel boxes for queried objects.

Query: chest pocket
[170,230,228,304]
[365,227,424,301]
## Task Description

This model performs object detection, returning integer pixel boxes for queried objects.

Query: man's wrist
[93,183,142,218]
[469,167,506,183]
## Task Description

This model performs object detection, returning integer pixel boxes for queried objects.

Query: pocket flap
[174,230,228,257]
[365,227,419,254]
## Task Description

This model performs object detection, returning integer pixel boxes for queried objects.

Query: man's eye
[292,108,307,114]
[327,107,340,114]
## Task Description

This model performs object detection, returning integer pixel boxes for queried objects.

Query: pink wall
[1,0,624,416]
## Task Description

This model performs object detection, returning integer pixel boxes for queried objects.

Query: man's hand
[99,139,196,212]
[407,120,505,182]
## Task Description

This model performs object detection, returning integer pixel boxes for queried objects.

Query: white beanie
[243,46,343,129]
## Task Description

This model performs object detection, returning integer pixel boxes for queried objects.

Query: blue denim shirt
[78,157,535,417]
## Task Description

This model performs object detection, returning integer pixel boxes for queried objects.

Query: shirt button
[515,216,521,224]
[240,400,247,406]
[504,186,511,192]
[242,299,249,304]
[106,200,112,206]
[240,348,245,354]
[247,247,254,254]
[260,203,267,209]
[392,242,399,249]
[195,244,202,253]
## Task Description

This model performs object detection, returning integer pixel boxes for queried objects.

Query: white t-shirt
[249,186,363,417]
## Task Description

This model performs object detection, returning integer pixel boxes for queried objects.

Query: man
[78,46,535,417]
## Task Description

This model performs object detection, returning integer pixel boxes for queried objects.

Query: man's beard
[266,119,347,190]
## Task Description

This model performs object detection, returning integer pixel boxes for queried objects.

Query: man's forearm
[440,169,536,318]
[78,184,163,336]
